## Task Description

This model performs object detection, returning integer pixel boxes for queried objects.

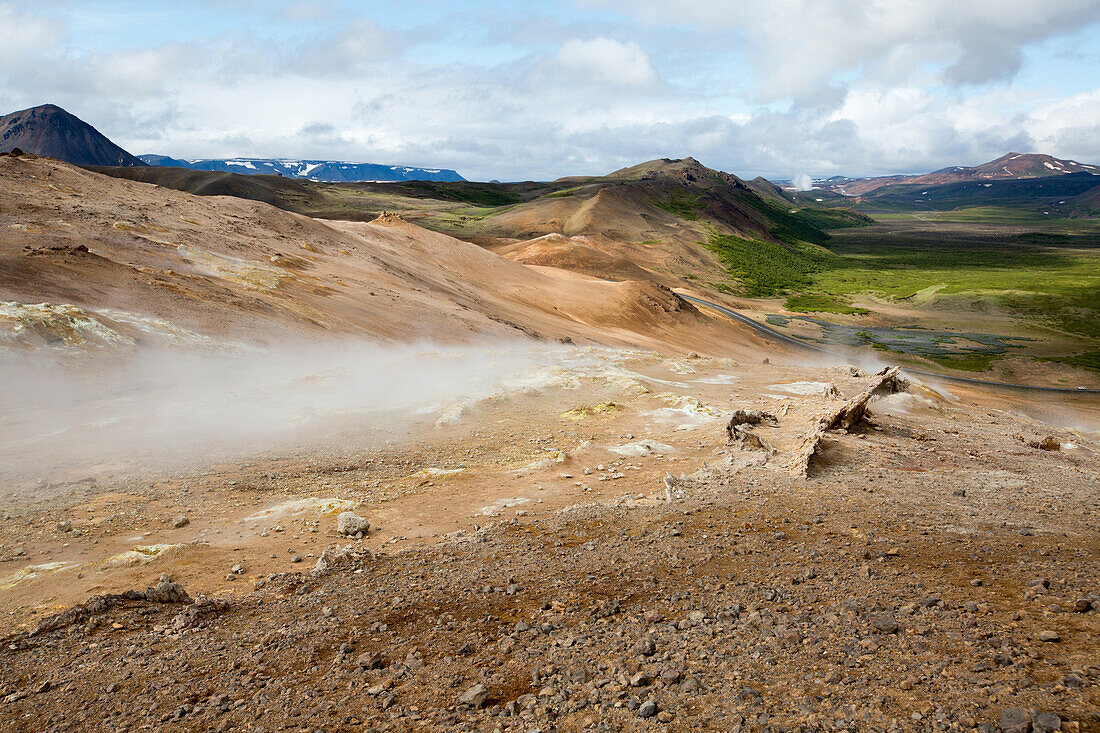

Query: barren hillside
[0,153,769,357]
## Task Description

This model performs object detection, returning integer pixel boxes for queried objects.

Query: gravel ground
[2,367,1097,733]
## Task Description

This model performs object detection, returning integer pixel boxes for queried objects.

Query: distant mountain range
[0,104,145,167]
[0,104,464,183]
[818,153,1099,196]
[137,155,465,182]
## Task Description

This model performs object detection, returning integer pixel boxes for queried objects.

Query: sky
[2,0,1099,181]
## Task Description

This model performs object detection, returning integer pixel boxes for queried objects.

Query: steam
[791,173,813,191]
[0,341,589,486]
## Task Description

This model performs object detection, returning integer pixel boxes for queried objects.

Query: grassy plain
[705,211,1100,376]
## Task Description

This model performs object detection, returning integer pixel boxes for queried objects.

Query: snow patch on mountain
[138,156,464,183]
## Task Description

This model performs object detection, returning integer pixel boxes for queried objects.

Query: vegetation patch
[705,233,830,296]
[784,293,869,315]
[653,189,701,220]
[788,207,874,231]
[1041,351,1100,372]
[399,181,524,207]
[928,353,1004,372]
[543,185,587,199]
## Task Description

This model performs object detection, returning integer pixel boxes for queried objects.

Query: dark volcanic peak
[0,104,145,167]
[138,156,465,183]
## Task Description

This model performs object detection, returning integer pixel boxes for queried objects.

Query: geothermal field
[0,147,1097,733]
[2,6,1100,726]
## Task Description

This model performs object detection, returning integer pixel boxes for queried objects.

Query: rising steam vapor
[0,342,585,485]
[792,173,813,191]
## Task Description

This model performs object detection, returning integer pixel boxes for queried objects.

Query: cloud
[548,38,659,87]
[585,0,1100,103]
[0,1,1097,180]
[298,121,352,148]
[1027,89,1100,161]
[0,3,64,64]
[278,0,334,23]
[292,18,398,75]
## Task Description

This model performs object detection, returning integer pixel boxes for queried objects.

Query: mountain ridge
[138,154,465,183]
[819,152,1098,196]
[0,104,145,167]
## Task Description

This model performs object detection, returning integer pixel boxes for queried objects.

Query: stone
[637,700,658,719]
[356,651,384,670]
[871,615,899,634]
[1038,630,1060,643]
[1073,598,1091,613]
[337,512,371,536]
[57,520,71,532]
[459,682,489,708]
[1000,707,1031,733]
[632,636,657,657]
[172,515,190,528]
[144,581,191,604]
[679,678,700,694]
[1034,712,1061,732]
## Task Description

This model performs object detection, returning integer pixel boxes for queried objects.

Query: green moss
[787,207,875,230]
[784,293,869,315]
[543,185,586,199]
[734,191,831,246]
[928,353,1002,372]
[1041,351,1100,372]
[704,233,832,296]
[653,190,700,220]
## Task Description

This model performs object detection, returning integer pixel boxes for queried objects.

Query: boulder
[336,512,370,536]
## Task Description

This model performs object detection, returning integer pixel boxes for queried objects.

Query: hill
[1071,182,1100,216]
[2,153,771,357]
[90,156,868,294]
[0,104,145,167]
[852,171,1100,213]
[822,153,1099,196]
[138,155,465,182]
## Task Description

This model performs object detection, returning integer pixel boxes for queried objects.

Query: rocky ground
[0,355,1097,732]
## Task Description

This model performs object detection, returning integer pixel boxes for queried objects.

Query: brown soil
[1,157,1098,733]
[1,357,1097,732]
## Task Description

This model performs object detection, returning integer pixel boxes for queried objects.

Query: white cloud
[1027,89,1100,161]
[549,38,659,87]
[0,2,64,66]
[0,1,1097,180]
[586,0,1100,103]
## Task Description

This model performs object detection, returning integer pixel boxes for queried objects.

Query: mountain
[820,153,1099,196]
[90,156,877,295]
[93,156,841,242]
[0,104,145,167]
[138,155,465,183]
[851,171,1100,213]
[485,156,836,247]
[944,152,1097,179]
[1,154,764,359]
[1069,181,1100,216]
